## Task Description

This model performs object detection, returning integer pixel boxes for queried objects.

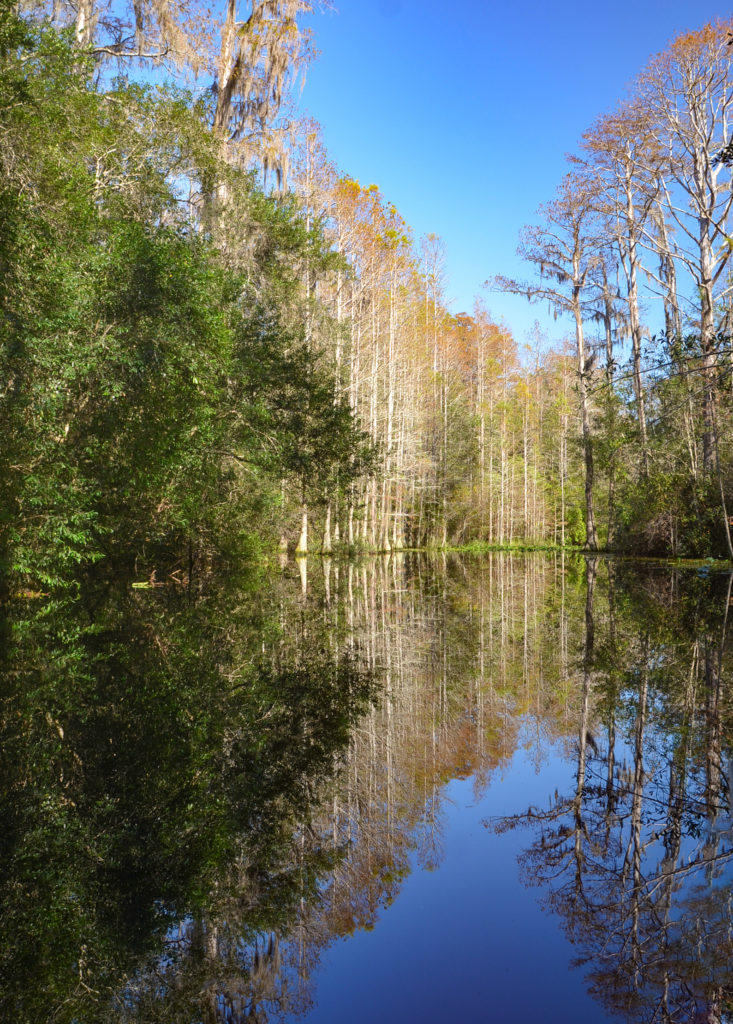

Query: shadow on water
[3,553,733,1021]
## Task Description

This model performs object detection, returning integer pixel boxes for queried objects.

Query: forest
[3,3,733,596]
[5,6,733,1021]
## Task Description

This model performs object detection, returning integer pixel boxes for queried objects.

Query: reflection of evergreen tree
[0,570,375,1023]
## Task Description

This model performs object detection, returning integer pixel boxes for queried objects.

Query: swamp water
[2,554,733,1022]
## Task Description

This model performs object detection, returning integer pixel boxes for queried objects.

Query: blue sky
[299,0,731,351]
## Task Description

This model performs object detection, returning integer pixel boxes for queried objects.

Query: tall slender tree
[494,173,601,549]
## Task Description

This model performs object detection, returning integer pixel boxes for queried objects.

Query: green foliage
[565,504,586,547]
[612,471,725,558]
[0,12,375,590]
[230,318,377,497]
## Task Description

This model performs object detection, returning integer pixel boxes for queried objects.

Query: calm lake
[3,553,733,1023]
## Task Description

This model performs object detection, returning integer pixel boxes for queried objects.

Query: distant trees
[493,174,602,550]
[279,152,584,552]
[304,14,733,557]
[276,17,733,556]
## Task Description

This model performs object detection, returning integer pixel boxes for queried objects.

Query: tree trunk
[296,503,308,555]
[573,288,597,550]
[322,500,332,555]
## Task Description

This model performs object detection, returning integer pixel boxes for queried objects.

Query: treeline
[250,14,733,558]
[4,2,733,573]
[296,18,733,557]
[0,0,585,574]
[286,148,584,551]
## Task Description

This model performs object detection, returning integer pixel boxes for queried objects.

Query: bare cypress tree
[213,0,313,181]
[36,0,204,65]
[493,173,601,550]
[581,104,658,475]
[637,20,733,476]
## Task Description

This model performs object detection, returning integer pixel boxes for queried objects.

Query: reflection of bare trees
[493,565,733,1023]
[117,551,587,1022]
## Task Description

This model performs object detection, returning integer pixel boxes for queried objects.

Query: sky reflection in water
[302,744,618,1024]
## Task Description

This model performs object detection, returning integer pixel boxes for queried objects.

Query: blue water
[288,742,617,1024]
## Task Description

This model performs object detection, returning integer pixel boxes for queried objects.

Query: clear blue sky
[300,0,731,350]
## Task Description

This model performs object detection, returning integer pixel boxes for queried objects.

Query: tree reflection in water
[492,560,733,1023]
[0,564,376,1024]
[4,554,733,1022]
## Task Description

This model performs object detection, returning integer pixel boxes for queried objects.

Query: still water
[2,553,733,1022]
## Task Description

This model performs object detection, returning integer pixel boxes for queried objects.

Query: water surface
[2,554,732,1022]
